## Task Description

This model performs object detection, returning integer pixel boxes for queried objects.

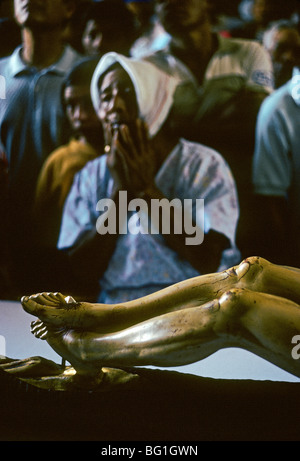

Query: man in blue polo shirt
[0,0,81,296]
[252,67,300,267]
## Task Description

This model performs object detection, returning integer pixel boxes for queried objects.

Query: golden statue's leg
[21,267,238,331]
[31,286,300,378]
[21,258,300,342]
[35,298,226,370]
[235,257,300,303]
[216,287,300,377]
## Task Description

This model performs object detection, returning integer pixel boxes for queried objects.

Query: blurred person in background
[81,0,138,57]
[230,0,298,42]
[0,0,82,297]
[147,0,273,260]
[33,58,103,251]
[125,0,171,58]
[263,20,300,88]
[252,65,300,267]
[62,0,92,54]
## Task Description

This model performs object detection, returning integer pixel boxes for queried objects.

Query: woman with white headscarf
[56,52,240,304]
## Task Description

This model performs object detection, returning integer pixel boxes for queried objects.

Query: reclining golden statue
[21,257,300,379]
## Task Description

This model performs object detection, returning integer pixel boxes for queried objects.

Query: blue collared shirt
[252,68,300,263]
[0,45,81,184]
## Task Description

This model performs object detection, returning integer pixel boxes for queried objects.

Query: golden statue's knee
[220,288,245,305]
[243,256,271,266]
[235,256,271,288]
[213,288,246,336]
[218,288,252,322]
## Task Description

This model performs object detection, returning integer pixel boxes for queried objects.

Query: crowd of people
[1,0,300,303]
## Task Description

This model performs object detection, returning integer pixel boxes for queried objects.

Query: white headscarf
[90,52,181,138]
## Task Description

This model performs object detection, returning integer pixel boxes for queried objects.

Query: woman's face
[97,67,139,144]
[82,19,103,56]
[82,19,134,58]
[64,84,100,134]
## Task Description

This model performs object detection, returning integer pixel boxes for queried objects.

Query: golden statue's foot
[30,319,102,377]
[21,292,91,328]
[21,292,75,312]
[31,319,50,341]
